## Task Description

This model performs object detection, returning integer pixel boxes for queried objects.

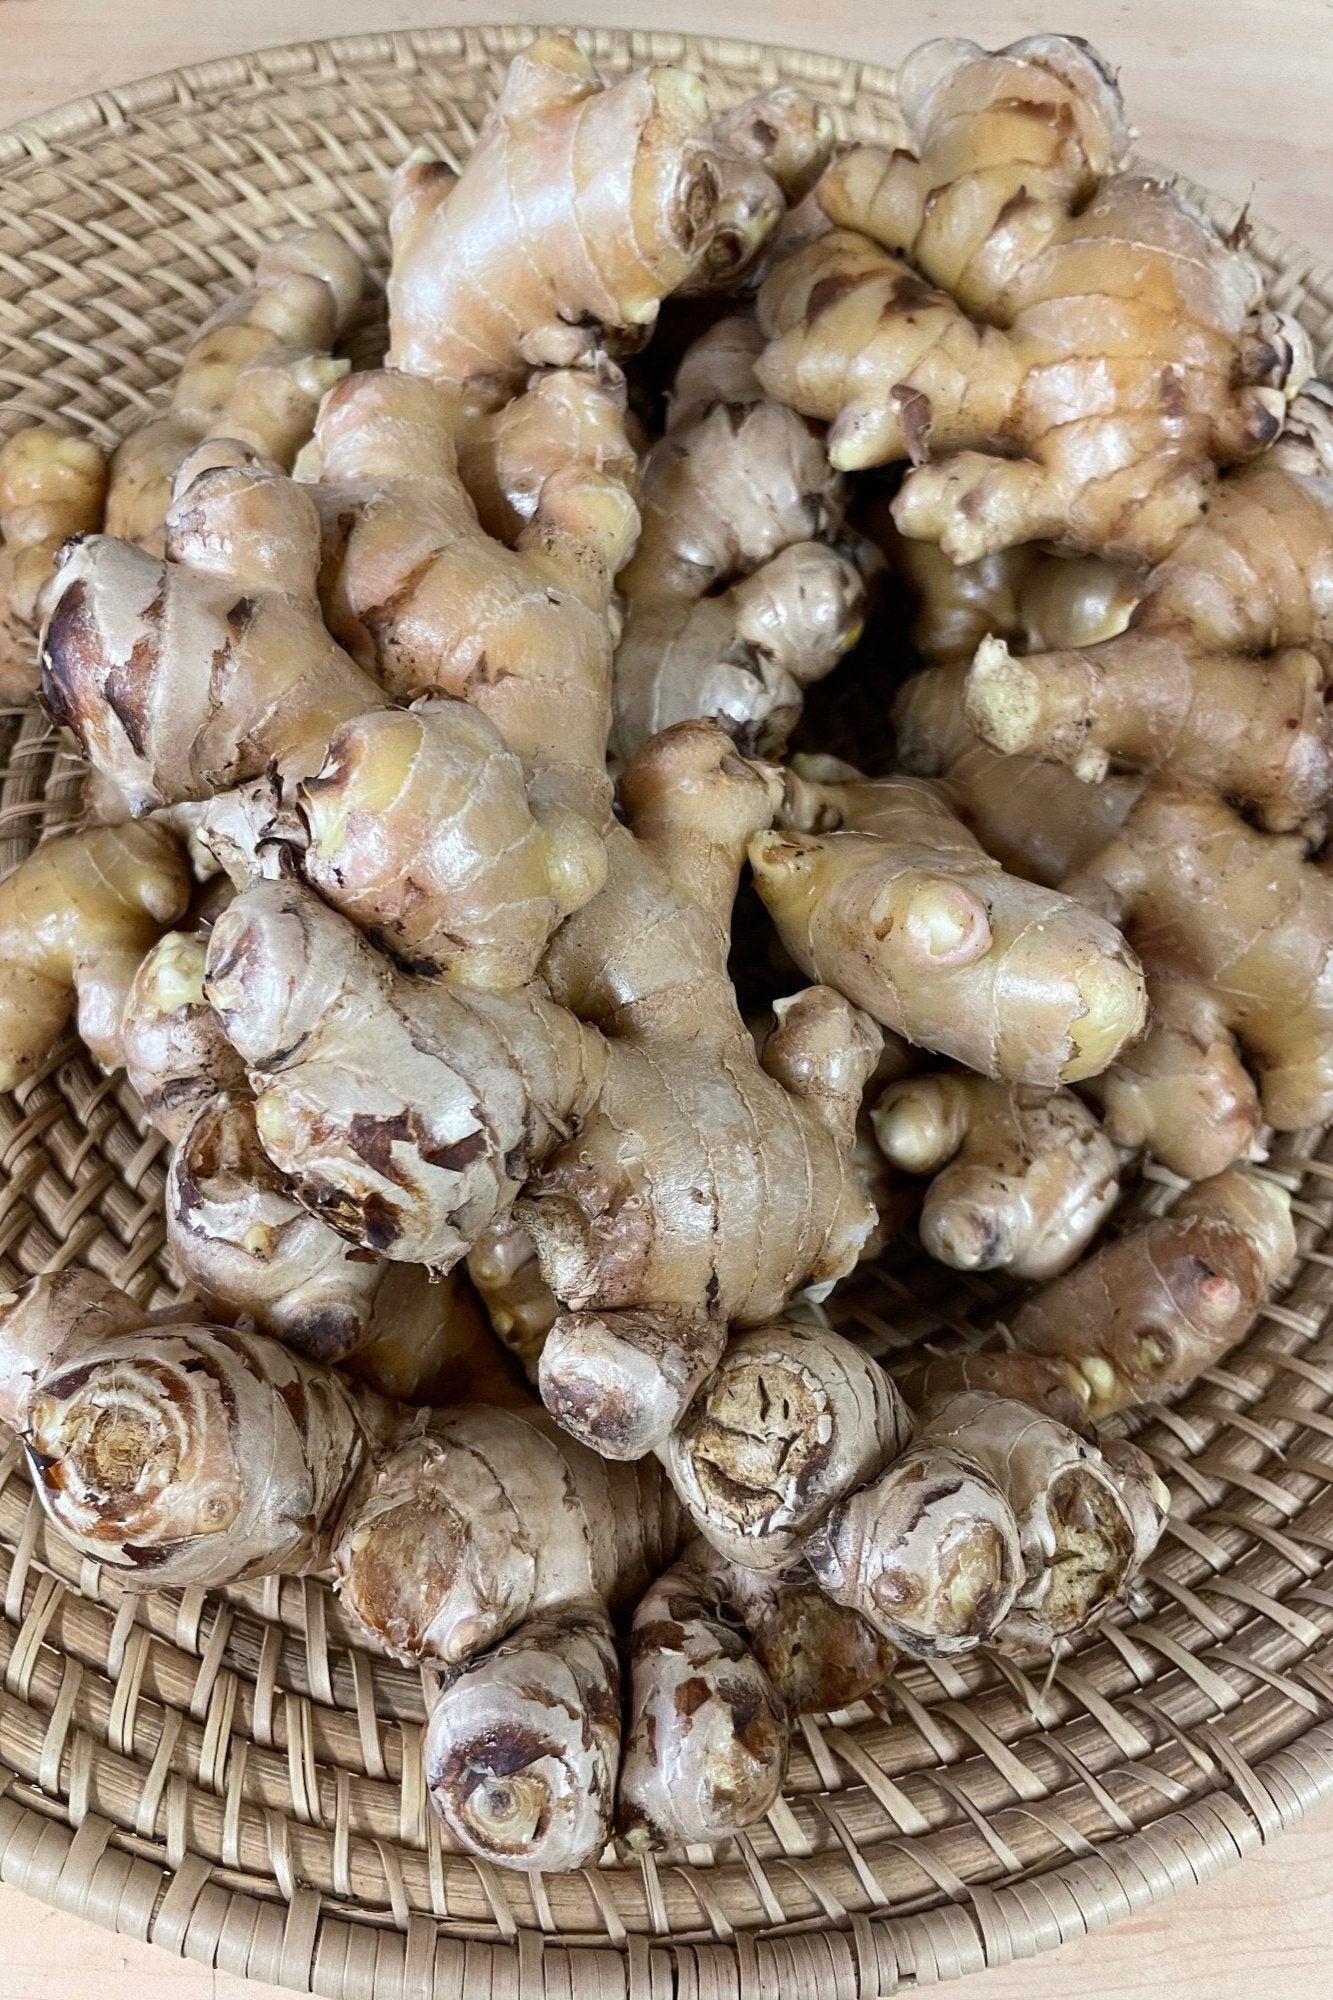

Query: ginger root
[386,34,724,403]
[105,223,361,553]
[201,726,880,1464]
[44,447,611,988]
[119,931,247,1138]
[335,1406,679,1869]
[0,821,191,1091]
[1066,791,1333,1177]
[871,1075,1119,1279]
[618,1543,788,1848]
[612,318,862,759]
[0,426,107,701]
[961,382,1333,832]
[749,759,1146,1085]
[166,1091,478,1392]
[664,1320,911,1569]
[901,1170,1294,1423]
[0,1273,378,1588]
[457,361,641,546]
[885,527,1146,884]
[757,35,1307,561]
[808,1388,1164,1654]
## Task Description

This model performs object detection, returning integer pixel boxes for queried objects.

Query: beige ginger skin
[0,821,191,1093]
[612,316,863,761]
[962,382,1333,833]
[871,1074,1120,1280]
[1066,791,1333,1178]
[201,726,880,1465]
[43,441,617,991]
[386,34,724,404]
[105,222,362,553]
[807,1389,1165,1654]
[749,759,1146,1086]
[0,426,107,701]
[902,1171,1295,1423]
[757,35,1307,563]
[887,531,1145,888]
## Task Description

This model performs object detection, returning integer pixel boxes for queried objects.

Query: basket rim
[1,23,1333,1997]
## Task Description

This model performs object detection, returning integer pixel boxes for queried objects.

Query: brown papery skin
[665,1322,912,1569]
[119,932,248,1140]
[1064,790,1333,1177]
[0,427,107,701]
[425,1605,621,1872]
[962,381,1333,832]
[758,35,1306,562]
[871,1074,1120,1280]
[105,222,362,554]
[1007,1170,1295,1421]
[0,821,191,1093]
[0,1274,380,1589]
[386,34,721,403]
[894,1349,1090,1431]
[166,1092,478,1396]
[310,367,638,838]
[750,764,1146,1086]
[617,1544,788,1849]
[806,1434,1024,1656]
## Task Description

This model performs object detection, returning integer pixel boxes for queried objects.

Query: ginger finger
[966,632,1332,833]
[920,1391,1161,1652]
[456,362,640,547]
[467,1215,558,1380]
[1064,790,1333,1173]
[806,1427,1024,1655]
[309,367,638,840]
[1006,1170,1295,1420]
[106,223,362,553]
[119,932,248,1138]
[0,427,107,702]
[664,1322,911,1569]
[618,1545,788,1848]
[166,1092,477,1393]
[960,380,1333,831]
[425,1605,620,1872]
[612,314,859,759]
[768,35,1307,561]
[0,820,191,1091]
[386,35,722,403]
[871,1074,1120,1279]
[887,539,1144,887]
[612,540,864,759]
[750,762,1145,1085]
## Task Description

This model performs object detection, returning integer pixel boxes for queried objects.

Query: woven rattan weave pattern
[2,24,1333,1996]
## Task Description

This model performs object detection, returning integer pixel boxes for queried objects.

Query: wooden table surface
[2,1,1332,1994]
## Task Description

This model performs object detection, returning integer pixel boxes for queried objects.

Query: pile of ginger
[0,30,1322,1873]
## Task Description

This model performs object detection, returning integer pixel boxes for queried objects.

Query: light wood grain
[2,1800,1331,1998]
[1,1,1331,1993]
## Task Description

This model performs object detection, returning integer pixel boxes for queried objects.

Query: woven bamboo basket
[2,23,1333,1997]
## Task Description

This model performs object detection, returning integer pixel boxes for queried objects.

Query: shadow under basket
[3,24,1333,1996]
